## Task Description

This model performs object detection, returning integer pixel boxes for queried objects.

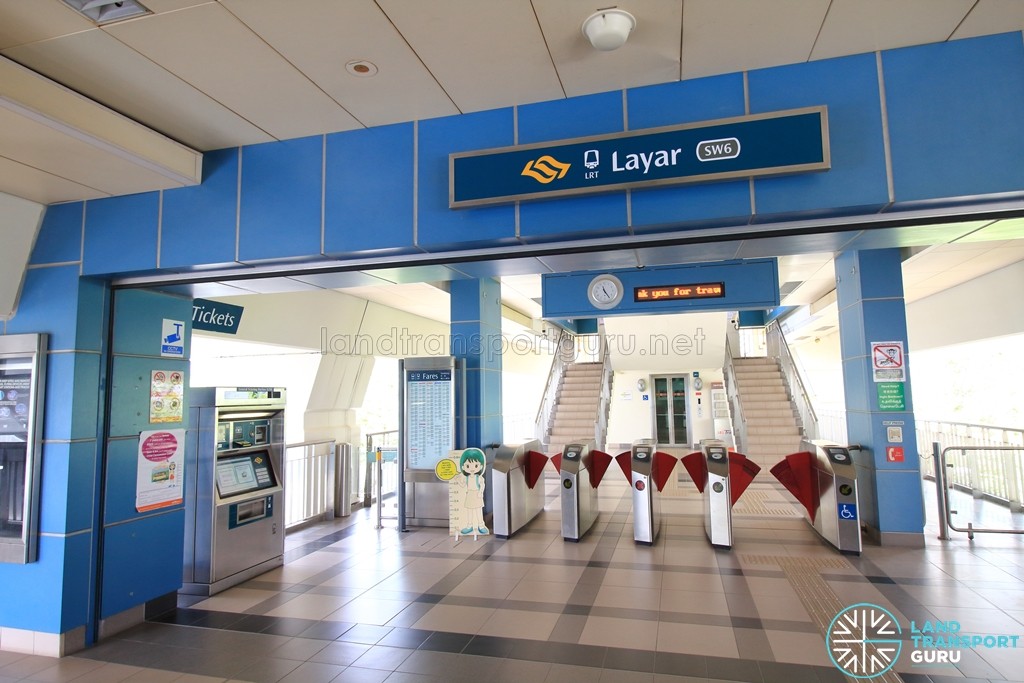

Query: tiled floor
[2,475,1023,683]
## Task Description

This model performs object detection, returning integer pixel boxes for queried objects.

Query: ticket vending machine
[770,439,862,554]
[183,387,286,595]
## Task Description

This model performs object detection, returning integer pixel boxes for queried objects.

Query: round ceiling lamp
[582,8,636,51]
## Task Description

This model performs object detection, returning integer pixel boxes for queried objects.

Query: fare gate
[771,439,862,554]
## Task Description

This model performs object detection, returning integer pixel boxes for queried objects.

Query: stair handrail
[765,320,818,440]
[535,328,571,445]
[723,335,748,453]
[594,322,613,451]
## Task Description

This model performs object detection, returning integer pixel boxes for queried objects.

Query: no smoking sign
[871,341,906,382]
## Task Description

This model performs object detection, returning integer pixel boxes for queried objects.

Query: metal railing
[534,328,570,444]
[594,323,612,451]
[364,430,399,526]
[933,442,1024,539]
[723,336,748,453]
[765,320,818,440]
[284,439,336,529]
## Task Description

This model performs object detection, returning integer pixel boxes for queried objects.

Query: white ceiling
[4,0,1024,204]
[3,0,1024,329]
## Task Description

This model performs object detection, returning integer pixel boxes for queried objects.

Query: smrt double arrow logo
[521,155,571,184]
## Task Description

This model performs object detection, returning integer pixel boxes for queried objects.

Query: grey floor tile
[228,658,303,683]
[309,642,373,667]
[350,646,414,672]
[329,666,390,683]
[276,661,344,683]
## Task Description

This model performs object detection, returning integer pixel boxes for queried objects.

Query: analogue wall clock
[588,274,624,310]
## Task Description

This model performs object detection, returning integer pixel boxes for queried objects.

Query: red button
[635,480,645,491]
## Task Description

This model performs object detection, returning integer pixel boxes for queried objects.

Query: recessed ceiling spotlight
[345,60,379,77]
[582,7,636,51]
[62,0,151,24]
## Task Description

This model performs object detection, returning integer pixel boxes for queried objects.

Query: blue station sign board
[450,107,829,208]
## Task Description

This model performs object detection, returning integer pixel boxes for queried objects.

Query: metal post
[375,446,383,529]
[933,442,949,541]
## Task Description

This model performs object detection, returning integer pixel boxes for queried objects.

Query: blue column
[836,248,924,546]
[449,278,503,449]
[0,202,108,654]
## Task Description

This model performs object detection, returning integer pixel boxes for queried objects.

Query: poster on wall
[150,370,184,423]
[136,429,185,512]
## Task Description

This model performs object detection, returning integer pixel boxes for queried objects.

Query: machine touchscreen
[215,451,277,498]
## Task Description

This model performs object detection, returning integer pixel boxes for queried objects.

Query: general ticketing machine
[679,440,760,549]
[183,387,286,595]
[771,439,862,554]
[488,440,549,539]
[630,440,678,545]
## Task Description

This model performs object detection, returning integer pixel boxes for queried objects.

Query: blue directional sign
[450,106,829,208]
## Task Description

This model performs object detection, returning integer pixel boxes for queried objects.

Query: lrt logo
[827,603,903,678]
[521,155,571,184]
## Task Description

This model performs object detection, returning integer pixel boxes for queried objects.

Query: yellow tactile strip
[741,555,905,683]
[732,490,802,517]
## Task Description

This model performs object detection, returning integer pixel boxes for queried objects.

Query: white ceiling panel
[3,29,274,151]
[141,0,216,12]
[0,106,185,195]
[0,154,107,205]
[812,0,975,61]
[221,0,458,127]
[535,0,681,98]
[378,0,565,112]
[0,0,93,50]
[952,0,1024,39]
[954,217,1024,242]
[681,0,830,79]
[103,2,361,140]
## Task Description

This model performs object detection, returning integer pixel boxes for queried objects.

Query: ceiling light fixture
[61,0,151,24]
[345,60,379,77]
[582,8,636,51]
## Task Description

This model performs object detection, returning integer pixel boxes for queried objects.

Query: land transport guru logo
[827,602,1020,678]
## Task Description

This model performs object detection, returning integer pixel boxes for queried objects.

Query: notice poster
[0,375,31,435]
[136,429,185,512]
[150,370,184,423]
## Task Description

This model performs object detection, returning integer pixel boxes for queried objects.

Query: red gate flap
[614,451,632,482]
[679,452,707,492]
[550,452,562,474]
[525,450,550,489]
[652,451,678,492]
[727,452,761,505]
[769,451,818,521]
[589,450,613,488]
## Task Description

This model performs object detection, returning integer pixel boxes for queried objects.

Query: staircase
[545,362,605,454]
[731,357,803,470]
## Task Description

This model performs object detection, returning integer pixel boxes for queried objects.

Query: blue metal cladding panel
[82,192,159,275]
[38,441,96,534]
[239,136,323,261]
[884,32,1024,202]
[627,75,752,231]
[541,259,779,319]
[325,123,415,255]
[75,277,108,353]
[41,351,100,442]
[417,109,516,250]
[100,509,185,618]
[161,148,239,269]
[518,91,625,144]
[875,470,925,533]
[748,53,889,216]
[0,534,87,632]
[5,265,80,350]
[31,202,83,265]
[112,289,192,358]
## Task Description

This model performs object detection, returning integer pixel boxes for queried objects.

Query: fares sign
[450,106,829,208]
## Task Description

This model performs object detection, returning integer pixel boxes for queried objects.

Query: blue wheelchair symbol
[838,503,857,521]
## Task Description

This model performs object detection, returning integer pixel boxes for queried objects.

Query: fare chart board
[405,369,454,470]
